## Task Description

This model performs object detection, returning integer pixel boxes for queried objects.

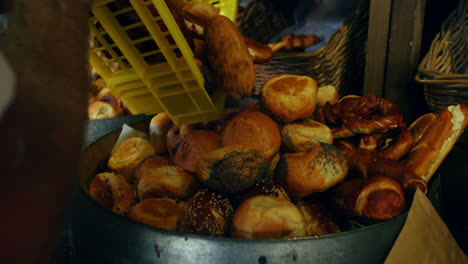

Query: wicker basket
[415,0,468,114]
[253,0,370,96]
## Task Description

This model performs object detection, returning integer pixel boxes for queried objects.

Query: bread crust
[261,74,318,123]
[128,198,185,231]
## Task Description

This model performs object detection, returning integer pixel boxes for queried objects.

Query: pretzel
[343,95,403,134]
[375,126,413,160]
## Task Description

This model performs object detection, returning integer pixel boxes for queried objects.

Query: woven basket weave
[253,0,369,96]
[415,0,468,114]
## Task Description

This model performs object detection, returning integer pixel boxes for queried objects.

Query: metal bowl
[72,120,441,264]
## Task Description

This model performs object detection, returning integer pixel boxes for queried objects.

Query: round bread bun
[230,195,306,239]
[89,172,135,216]
[275,143,348,198]
[177,189,234,237]
[128,198,185,231]
[316,85,339,106]
[149,112,173,154]
[239,179,290,206]
[137,165,200,202]
[88,101,121,120]
[221,111,281,159]
[261,74,318,123]
[134,156,173,184]
[107,137,156,182]
[196,144,267,194]
[174,130,220,174]
[281,120,333,152]
[295,199,340,237]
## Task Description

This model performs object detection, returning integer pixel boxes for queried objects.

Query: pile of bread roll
[88,72,468,239]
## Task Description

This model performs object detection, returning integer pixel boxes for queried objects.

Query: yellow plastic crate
[88,0,238,125]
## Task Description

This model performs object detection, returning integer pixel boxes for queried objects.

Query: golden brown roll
[89,172,135,216]
[90,78,107,94]
[134,156,173,185]
[333,176,406,220]
[96,88,120,109]
[275,143,348,198]
[221,111,281,159]
[281,120,333,152]
[264,152,280,180]
[316,85,339,106]
[196,144,267,193]
[88,101,121,120]
[177,189,234,237]
[230,196,306,239]
[204,15,256,99]
[296,199,340,236]
[149,112,173,154]
[108,137,156,182]
[408,112,437,146]
[174,130,220,174]
[261,74,318,123]
[405,104,468,182]
[137,165,200,202]
[239,179,290,205]
[128,198,185,231]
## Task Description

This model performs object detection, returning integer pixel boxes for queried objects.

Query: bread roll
[281,121,333,152]
[230,196,306,239]
[261,74,318,123]
[108,137,156,182]
[134,156,173,184]
[316,85,339,106]
[196,144,267,193]
[149,112,173,154]
[221,111,281,159]
[275,143,348,198]
[174,130,220,174]
[333,176,406,220]
[137,165,200,201]
[177,189,234,237]
[204,15,256,99]
[88,101,121,120]
[296,199,340,236]
[166,124,193,160]
[96,88,120,110]
[89,172,135,216]
[128,198,185,231]
[264,152,280,180]
[182,1,218,39]
[405,104,468,182]
[244,36,273,63]
[408,112,437,146]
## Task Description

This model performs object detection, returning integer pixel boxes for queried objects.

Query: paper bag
[385,189,467,263]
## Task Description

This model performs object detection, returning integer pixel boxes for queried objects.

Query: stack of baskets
[416,0,468,113]
[416,0,467,143]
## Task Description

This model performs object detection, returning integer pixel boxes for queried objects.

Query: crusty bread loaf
[281,120,333,152]
[174,130,220,174]
[275,143,348,198]
[137,165,200,201]
[230,195,306,239]
[221,111,281,159]
[128,198,184,231]
[405,104,468,182]
[261,74,318,123]
[108,137,156,182]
